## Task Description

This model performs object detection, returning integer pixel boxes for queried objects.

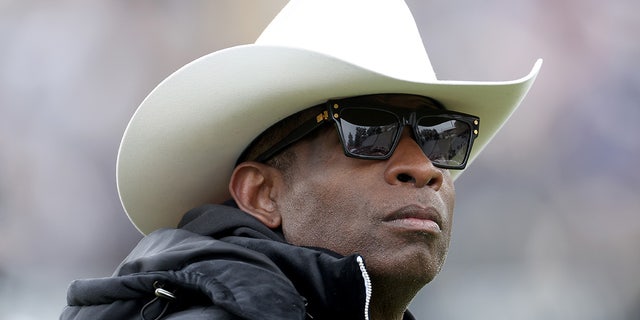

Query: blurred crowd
[1,0,638,319]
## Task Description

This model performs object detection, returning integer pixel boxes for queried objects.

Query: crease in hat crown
[256,0,436,83]
[117,0,542,235]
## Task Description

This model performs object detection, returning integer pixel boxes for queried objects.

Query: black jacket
[61,204,416,319]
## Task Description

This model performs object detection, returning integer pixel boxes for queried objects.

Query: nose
[383,128,444,190]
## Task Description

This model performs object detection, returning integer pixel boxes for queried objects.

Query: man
[62,1,541,319]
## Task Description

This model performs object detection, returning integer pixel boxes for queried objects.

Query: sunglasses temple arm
[255,111,329,163]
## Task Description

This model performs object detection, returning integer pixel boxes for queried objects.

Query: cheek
[278,170,364,250]
[439,169,456,209]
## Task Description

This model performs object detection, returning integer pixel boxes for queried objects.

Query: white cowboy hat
[117,0,542,234]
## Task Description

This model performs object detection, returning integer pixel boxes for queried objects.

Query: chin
[413,249,449,285]
[372,253,446,289]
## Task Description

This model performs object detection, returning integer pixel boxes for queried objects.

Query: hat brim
[117,44,542,234]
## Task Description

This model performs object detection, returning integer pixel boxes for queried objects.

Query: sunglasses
[254,98,479,169]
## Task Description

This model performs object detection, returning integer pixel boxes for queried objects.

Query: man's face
[275,95,456,287]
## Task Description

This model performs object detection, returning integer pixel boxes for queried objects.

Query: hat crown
[256,0,436,82]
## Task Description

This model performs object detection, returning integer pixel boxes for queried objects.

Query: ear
[228,162,283,229]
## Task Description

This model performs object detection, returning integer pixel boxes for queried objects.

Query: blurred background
[1,0,638,319]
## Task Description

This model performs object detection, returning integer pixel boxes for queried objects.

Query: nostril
[397,173,415,183]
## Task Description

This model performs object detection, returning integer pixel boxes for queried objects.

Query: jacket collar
[179,203,416,320]
[180,203,369,319]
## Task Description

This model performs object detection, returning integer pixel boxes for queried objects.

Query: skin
[229,95,456,320]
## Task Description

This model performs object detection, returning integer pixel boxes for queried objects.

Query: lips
[383,205,443,233]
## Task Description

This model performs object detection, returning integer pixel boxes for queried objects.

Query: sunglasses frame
[330,101,479,169]
[253,98,479,170]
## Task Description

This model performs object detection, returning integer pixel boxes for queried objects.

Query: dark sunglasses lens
[339,108,399,157]
[416,117,471,167]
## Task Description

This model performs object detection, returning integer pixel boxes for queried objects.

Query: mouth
[383,205,443,234]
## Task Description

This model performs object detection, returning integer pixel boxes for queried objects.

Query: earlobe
[229,162,283,229]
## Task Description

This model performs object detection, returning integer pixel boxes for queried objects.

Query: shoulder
[62,228,306,320]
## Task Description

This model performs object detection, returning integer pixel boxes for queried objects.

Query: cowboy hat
[117,0,542,234]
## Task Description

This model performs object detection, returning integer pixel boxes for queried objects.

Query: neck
[368,277,422,320]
